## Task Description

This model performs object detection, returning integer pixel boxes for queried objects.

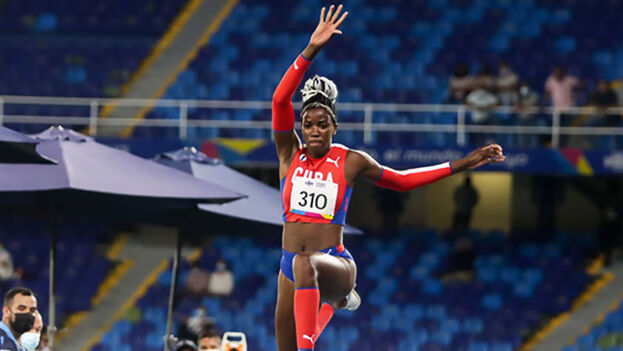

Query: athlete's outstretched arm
[349,144,505,192]
[272,5,348,165]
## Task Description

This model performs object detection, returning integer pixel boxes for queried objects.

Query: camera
[221,332,247,351]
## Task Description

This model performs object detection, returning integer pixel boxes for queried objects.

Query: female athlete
[272,5,505,350]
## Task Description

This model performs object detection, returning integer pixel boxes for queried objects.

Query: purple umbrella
[0,125,55,164]
[0,126,244,348]
[0,127,243,203]
[155,147,362,235]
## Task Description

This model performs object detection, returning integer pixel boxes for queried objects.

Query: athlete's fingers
[335,11,349,28]
[326,5,335,23]
[319,7,326,23]
[331,4,343,23]
[333,29,343,35]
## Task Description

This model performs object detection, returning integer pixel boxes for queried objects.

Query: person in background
[175,339,197,351]
[452,175,479,232]
[588,80,619,126]
[185,260,210,297]
[466,65,499,145]
[207,259,233,297]
[184,306,214,340]
[474,63,496,93]
[1,287,37,351]
[496,61,519,106]
[36,325,49,351]
[197,329,222,351]
[598,180,621,266]
[544,66,582,109]
[448,63,475,103]
[0,243,17,287]
[19,311,42,351]
[515,81,541,148]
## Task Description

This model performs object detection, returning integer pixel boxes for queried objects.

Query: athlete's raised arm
[272,5,348,167]
[347,144,505,191]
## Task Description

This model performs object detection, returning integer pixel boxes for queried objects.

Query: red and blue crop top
[280,144,352,225]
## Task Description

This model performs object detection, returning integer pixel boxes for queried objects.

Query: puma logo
[327,156,340,168]
[294,61,300,70]
[302,334,315,345]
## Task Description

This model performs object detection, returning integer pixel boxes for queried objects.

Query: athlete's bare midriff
[282,221,343,252]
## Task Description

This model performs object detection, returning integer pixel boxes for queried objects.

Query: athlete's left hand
[451,144,505,172]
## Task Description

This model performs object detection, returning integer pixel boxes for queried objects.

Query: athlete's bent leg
[292,252,357,350]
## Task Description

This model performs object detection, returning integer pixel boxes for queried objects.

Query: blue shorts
[280,243,354,282]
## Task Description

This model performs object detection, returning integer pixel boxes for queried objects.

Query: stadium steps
[56,226,195,351]
[98,0,235,137]
[530,261,623,351]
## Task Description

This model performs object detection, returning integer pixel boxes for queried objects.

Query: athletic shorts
[280,243,354,282]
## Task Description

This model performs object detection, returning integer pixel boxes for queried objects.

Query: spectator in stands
[474,63,496,92]
[1,287,37,351]
[545,66,584,146]
[37,325,49,351]
[0,243,16,285]
[185,260,210,297]
[19,311,42,351]
[466,64,499,145]
[448,63,474,103]
[496,61,519,106]
[175,339,197,351]
[207,259,233,297]
[181,306,215,341]
[452,175,479,232]
[588,80,619,125]
[515,81,541,147]
[544,66,582,109]
[197,328,221,351]
[598,180,621,266]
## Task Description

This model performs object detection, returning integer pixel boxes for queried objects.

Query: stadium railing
[1,95,623,148]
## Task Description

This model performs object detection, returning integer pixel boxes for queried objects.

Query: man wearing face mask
[0,287,37,351]
[19,311,42,351]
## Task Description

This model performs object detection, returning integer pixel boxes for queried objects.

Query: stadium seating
[140,0,623,145]
[563,298,623,351]
[0,0,187,132]
[92,229,594,351]
[0,216,113,325]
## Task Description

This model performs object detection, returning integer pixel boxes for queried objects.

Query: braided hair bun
[301,75,338,123]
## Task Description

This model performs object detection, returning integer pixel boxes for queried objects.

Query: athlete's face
[302,108,336,156]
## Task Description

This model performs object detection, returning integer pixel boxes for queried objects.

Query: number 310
[298,191,328,210]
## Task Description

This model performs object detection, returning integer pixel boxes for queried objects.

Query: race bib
[290,177,338,219]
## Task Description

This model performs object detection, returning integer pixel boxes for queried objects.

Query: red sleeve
[375,162,453,192]
[272,54,312,132]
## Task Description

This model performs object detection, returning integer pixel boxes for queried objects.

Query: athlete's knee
[292,251,318,287]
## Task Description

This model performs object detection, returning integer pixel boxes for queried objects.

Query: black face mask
[9,311,34,335]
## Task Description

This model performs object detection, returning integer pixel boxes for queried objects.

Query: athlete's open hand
[452,144,505,172]
[309,4,348,49]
